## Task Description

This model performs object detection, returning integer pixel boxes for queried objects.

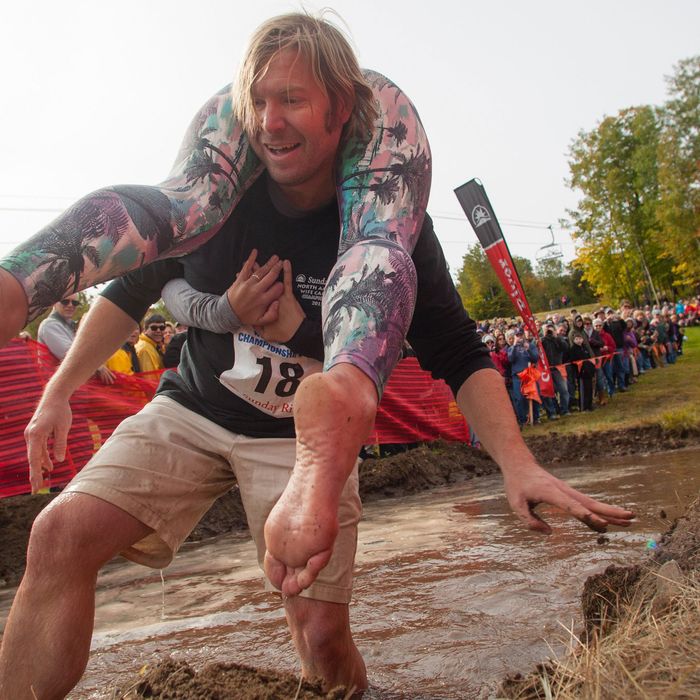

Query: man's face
[249,49,351,210]
[145,321,165,344]
[54,294,79,320]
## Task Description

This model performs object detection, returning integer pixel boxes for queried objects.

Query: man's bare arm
[25,297,137,492]
[0,269,28,347]
[455,368,635,533]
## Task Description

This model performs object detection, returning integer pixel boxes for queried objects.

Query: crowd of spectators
[478,296,697,428]
[28,300,189,377]
[17,293,699,440]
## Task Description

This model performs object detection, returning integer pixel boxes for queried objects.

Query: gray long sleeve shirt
[37,310,76,360]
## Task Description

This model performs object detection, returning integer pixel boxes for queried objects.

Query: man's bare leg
[284,596,367,693]
[0,492,152,700]
[264,364,376,596]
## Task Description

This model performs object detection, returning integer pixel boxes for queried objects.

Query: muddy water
[24,448,700,698]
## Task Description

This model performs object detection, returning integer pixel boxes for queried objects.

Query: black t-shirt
[102,176,491,437]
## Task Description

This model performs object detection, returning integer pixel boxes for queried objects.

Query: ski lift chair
[536,225,563,262]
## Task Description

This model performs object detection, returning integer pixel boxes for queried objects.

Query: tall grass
[502,569,700,699]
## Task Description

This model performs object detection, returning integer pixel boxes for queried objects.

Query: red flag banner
[454,179,555,398]
[0,342,469,498]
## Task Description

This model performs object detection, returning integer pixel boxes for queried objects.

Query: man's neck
[267,175,336,216]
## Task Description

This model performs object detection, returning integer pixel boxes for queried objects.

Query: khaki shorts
[64,395,361,604]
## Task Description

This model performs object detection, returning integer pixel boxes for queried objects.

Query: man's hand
[255,260,305,343]
[503,461,635,534]
[227,249,284,326]
[456,368,635,535]
[25,395,73,494]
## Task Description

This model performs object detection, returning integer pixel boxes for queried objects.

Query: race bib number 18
[219,327,322,417]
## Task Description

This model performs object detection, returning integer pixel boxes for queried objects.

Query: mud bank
[500,494,700,699]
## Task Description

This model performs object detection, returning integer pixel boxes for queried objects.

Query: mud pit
[1,426,699,698]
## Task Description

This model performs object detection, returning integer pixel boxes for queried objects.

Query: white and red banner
[454,179,555,398]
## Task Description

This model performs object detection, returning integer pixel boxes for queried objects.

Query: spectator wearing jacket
[105,325,142,375]
[507,329,540,425]
[556,322,576,411]
[622,319,639,382]
[666,313,680,363]
[541,322,569,417]
[585,317,609,405]
[135,314,166,372]
[569,314,594,356]
[604,310,628,393]
[593,318,616,397]
[569,334,595,412]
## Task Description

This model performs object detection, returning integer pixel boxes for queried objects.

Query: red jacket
[598,329,616,355]
[490,348,509,377]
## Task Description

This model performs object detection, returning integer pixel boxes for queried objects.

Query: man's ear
[332,95,353,129]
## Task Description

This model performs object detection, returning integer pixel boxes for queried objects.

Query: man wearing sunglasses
[37,294,81,361]
[135,313,166,372]
[37,294,115,384]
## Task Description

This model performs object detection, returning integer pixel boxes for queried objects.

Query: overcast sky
[1,0,698,280]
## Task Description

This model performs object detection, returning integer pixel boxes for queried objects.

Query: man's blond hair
[233,11,377,142]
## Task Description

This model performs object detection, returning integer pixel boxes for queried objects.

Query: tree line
[457,55,699,318]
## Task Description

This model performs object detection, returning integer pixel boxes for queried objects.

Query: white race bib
[220,327,322,417]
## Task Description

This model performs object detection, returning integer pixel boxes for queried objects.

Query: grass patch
[525,326,700,436]
[502,568,700,699]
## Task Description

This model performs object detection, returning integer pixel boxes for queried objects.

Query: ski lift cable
[430,211,573,231]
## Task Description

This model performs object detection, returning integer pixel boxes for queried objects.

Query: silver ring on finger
[251,273,261,281]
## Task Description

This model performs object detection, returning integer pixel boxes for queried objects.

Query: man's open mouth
[265,143,300,155]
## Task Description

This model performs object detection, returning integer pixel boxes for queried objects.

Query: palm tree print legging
[0,70,431,396]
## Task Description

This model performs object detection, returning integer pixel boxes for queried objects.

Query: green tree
[533,257,595,309]
[656,55,700,292]
[567,106,671,305]
[456,245,539,319]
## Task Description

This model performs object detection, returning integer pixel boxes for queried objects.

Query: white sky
[1,0,698,279]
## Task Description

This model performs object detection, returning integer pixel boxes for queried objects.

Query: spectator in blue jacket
[507,329,540,425]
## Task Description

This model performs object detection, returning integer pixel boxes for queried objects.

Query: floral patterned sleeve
[0,71,430,398]
[323,71,431,396]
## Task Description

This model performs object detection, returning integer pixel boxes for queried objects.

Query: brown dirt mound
[115,658,346,700]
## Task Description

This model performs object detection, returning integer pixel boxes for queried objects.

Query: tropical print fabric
[0,71,431,395]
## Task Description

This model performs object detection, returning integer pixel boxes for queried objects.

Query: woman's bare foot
[263,366,376,595]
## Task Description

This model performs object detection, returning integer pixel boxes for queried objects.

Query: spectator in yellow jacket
[135,314,165,371]
[105,325,141,375]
